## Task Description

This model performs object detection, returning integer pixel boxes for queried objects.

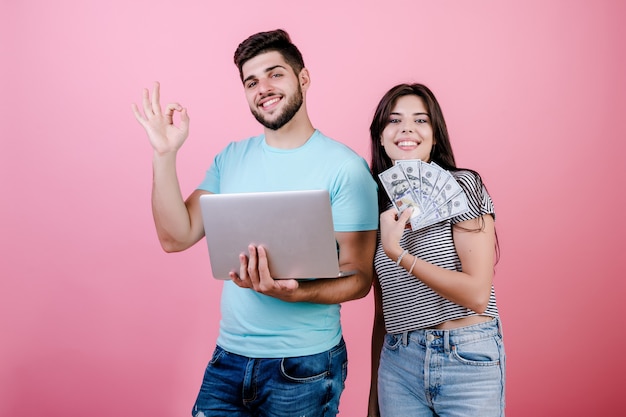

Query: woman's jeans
[378,318,506,417]
[192,338,347,417]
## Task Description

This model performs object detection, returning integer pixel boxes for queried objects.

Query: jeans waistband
[396,317,502,349]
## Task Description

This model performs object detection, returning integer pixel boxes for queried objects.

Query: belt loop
[401,331,408,346]
[443,330,450,354]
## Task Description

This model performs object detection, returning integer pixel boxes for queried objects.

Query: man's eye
[247,81,257,88]
[272,73,283,78]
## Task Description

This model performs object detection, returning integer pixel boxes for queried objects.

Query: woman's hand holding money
[379,206,413,262]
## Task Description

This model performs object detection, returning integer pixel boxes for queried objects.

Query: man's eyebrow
[243,65,288,84]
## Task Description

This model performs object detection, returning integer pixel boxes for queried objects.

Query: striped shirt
[374,170,499,333]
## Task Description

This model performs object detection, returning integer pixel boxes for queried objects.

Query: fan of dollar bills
[378,160,470,230]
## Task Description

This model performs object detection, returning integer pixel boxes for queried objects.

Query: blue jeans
[378,318,506,417]
[192,338,348,417]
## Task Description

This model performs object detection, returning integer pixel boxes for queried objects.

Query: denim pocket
[452,335,502,366]
[280,351,331,383]
[331,341,348,386]
[208,345,227,366]
[382,333,402,351]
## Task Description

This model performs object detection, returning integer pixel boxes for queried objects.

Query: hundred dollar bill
[415,162,471,229]
[395,159,423,206]
[378,164,423,224]
[421,184,470,228]
[421,162,457,217]
[418,161,441,200]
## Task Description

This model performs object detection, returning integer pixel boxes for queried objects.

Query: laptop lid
[199,190,354,280]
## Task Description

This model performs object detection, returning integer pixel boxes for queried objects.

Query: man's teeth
[262,97,280,108]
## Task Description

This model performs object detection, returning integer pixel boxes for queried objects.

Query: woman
[368,83,505,417]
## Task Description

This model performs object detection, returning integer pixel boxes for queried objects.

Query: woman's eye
[416,118,427,124]
[389,118,400,124]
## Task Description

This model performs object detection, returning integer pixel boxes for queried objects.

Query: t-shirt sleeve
[329,156,379,232]
[197,146,232,194]
[450,170,495,224]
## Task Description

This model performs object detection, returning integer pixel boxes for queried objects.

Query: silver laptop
[199,190,356,280]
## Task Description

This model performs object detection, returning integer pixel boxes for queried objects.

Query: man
[132,29,378,416]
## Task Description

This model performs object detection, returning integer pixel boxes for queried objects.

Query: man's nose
[257,78,273,94]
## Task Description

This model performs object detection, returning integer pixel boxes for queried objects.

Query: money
[378,164,423,224]
[395,160,422,205]
[380,160,470,230]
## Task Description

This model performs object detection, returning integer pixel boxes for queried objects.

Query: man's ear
[299,68,311,91]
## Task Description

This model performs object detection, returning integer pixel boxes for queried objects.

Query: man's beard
[251,85,304,131]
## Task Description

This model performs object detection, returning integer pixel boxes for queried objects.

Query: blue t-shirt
[198,130,378,357]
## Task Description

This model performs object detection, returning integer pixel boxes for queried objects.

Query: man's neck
[264,110,315,149]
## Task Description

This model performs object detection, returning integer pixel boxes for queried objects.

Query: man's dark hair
[233,29,305,81]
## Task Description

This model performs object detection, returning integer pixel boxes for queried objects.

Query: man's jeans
[192,338,347,417]
[378,318,506,417]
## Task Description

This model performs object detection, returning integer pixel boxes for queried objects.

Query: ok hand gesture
[132,82,190,155]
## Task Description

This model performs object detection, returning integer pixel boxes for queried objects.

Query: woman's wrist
[384,244,404,261]
[408,254,418,275]
[395,249,409,266]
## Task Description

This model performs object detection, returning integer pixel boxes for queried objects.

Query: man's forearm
[295,272,373,304]
[151,152,195,252]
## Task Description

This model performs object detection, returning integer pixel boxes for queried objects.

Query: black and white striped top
[374,170,500,333]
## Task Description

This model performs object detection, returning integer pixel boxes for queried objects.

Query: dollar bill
[417,161,441,201]
[421,163,458,217]
[379,161,470,230]
[395,159,423,205]
[378,164,423,222]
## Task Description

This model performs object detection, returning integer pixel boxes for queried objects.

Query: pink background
[2,1,624,416]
